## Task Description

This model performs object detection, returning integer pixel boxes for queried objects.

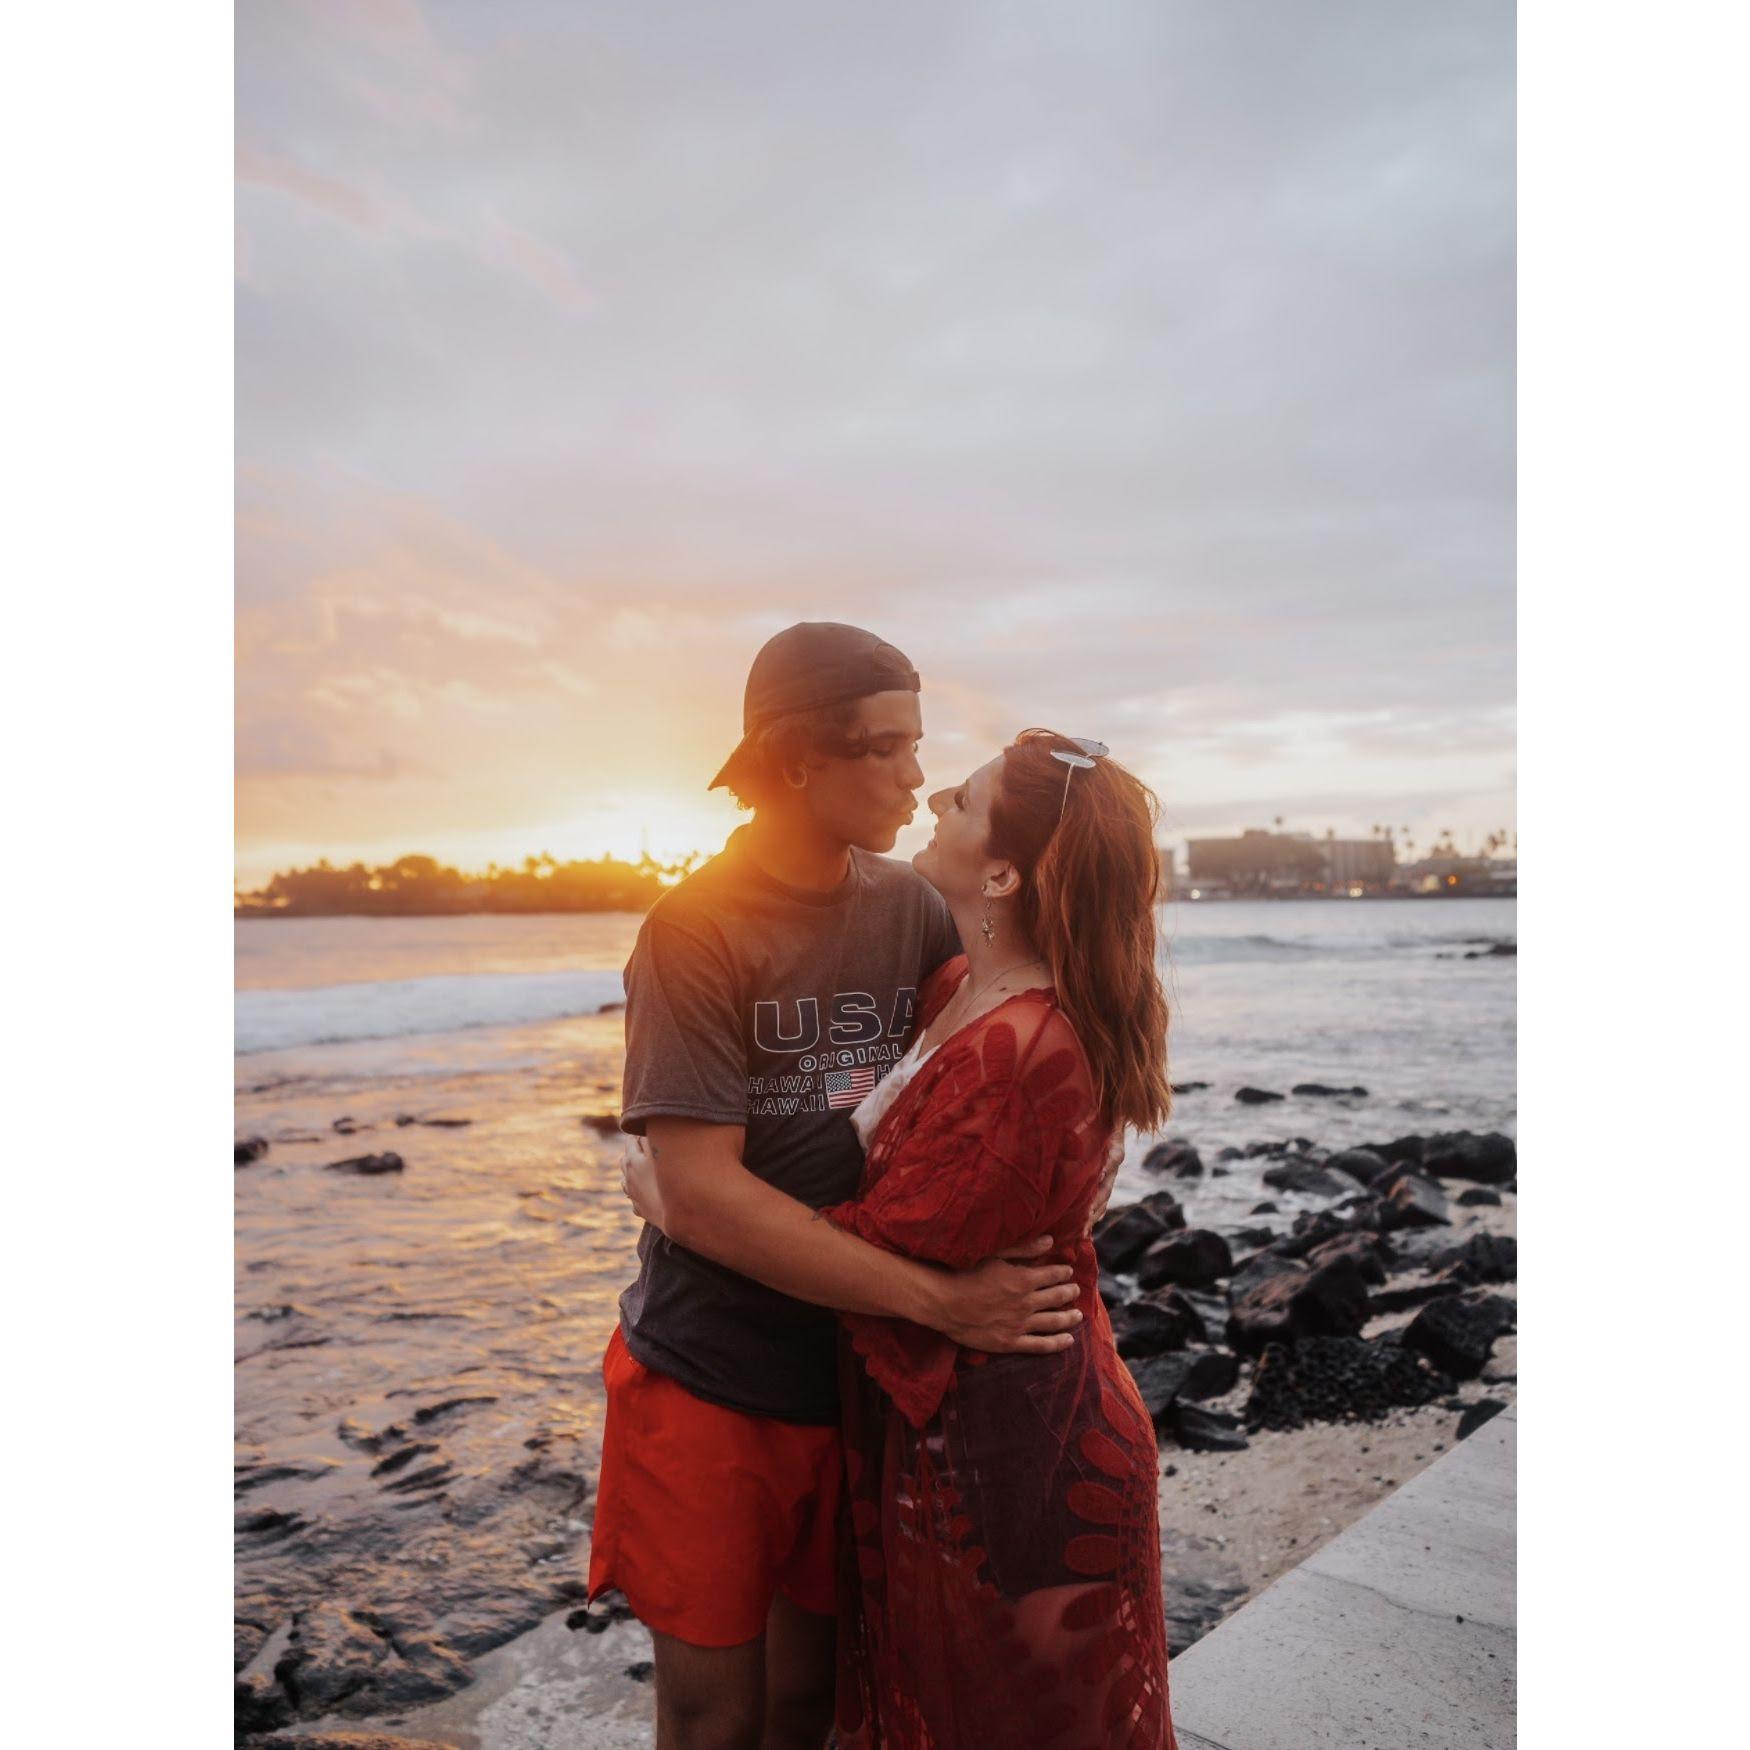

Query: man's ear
[985,860,1022,900]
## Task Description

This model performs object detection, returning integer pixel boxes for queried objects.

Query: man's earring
[784,768,808,790]
[980,891,996,947]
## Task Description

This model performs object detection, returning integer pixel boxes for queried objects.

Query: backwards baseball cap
[709,622,920,792]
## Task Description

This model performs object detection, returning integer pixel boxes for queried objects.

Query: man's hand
[1085,1133,1126,1234]
[619,1134,669,1235]
[931,1236,1083,1354]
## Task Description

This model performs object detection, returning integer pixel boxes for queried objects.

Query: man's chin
[852,824,901,854]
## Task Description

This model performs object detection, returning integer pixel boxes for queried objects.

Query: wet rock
[1456,1398,1508,1439]
[1135,1286,1210,1345]
[1249,1200,1279,1215]
[1170,1080,1210,1094]
[412,1394,500,1426]
[235,1671,293,1736]
[237,1508,306,1544]
[1377,1171,1450,1230]
[1226,1225,1278,1252]
[1421,1131,1517,1184]
[1429,1232,1517,1284]
[236,1136,271,1167]
[1463,942,1517,958]
[1324,1148,1392,1186]
[1227,1255,1372,1354]
[1097,1271,1127,1307]
[626,1660,655,1682]
[570,1591,638,1634]
[1368,1275,1467,1316]
[1403,1290,1516,1380]
[1292,1083,1369,1098]
[1165,1403,1249,1451]
[325,1152,405,1176]
[1108,1298,1195,1360]
[1137,1228,1233,1291]
[1261,1160,1357,1199]
[1245,1335,1452,1430]
[1093,1200,1178,1273]
[1457,1186,1503,1207]
[274,1601,472,1716]
[581,1113,622,1135]
[1127,1348,1239,1420]
[1304,1232,1390,1286]
[1164,1573,1248,1652]
[1140,1140,1204,1178]
[1234,1086,1285,1104]
[1227,1247,1305,1301]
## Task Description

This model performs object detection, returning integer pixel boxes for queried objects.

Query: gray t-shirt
[617,825,960,1423]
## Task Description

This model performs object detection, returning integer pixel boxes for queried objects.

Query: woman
[632,728,1178,1747]
[818,729,1176,1748]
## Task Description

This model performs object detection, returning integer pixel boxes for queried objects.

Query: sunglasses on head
[1049,737,1110,820]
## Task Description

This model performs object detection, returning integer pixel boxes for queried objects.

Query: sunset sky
[235,0,1514,891]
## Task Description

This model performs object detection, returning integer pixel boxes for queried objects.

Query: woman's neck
[948,899,1048,996]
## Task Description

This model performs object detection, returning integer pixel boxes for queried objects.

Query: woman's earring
[980,892,996,946]
[784,768,808,790]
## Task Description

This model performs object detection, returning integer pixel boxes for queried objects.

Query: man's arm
[629,1118,1081,1353]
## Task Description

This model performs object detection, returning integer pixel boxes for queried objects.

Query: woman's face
[912,754,1006,901]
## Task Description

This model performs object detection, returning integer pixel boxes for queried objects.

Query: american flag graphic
[825,1065,883,1109]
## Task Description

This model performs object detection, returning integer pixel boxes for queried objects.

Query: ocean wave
[235,969,627,1055]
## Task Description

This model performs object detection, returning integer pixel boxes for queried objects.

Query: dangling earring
[980,891,996,947]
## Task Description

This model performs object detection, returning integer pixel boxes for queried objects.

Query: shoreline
[237,1077,1515,1746]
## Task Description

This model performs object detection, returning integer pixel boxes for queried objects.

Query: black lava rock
[1170,1080,1211,1094]
[1420,1131,1517,1185]
[1108,1299,1194,1360]
[1456,1187,1503,1207]
[1429,1232,1517,1284]
[324,1152,406,1176]
[1324,1148,1392,1186]
[1244,1334,1453,1430]
[1377,1171,1450,1231]
[1403,1290,1516,1379]
[1456,1398,1508,1439]
[1140,1140,1205,1178]
[1093,1199,1180,1273]
[1166,1403,1249,1451]
[1227,1255,1373,1354]
[1262,1161,1356,1199]
[1250,1200,1280,1215]
[1292,1083,1369,1098]
[1304,1232,1390,1286]
[1137,1228,1234,1291]
[1126,1348,1239,1420]
[1234,1086,1286,1104]
[235,1135,271,1167]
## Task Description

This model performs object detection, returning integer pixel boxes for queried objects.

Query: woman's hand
[619,1134,670,1235]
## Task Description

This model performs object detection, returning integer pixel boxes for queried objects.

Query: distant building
[1394,855,1516,897]
[1184,828,1395,898]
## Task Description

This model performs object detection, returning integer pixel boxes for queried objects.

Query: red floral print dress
[820,955,1177,1749]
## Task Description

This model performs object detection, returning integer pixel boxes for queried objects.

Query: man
[588,624,1089,1750]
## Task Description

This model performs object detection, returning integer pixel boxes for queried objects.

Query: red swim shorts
[587,1324,844,1647]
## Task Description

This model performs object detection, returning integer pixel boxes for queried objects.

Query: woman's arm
[624,1119,1082,1352]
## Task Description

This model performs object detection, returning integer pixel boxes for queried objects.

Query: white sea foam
[234,969,627,1055]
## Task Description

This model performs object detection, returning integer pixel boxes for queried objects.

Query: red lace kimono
[821,956,1177,1749]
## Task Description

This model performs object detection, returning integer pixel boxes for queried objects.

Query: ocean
[233,896,1515,1705]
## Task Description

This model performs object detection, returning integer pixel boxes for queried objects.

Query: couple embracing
[590,623,1180,1749]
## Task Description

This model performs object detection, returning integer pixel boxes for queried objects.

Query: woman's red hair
[987,729,1171,1133]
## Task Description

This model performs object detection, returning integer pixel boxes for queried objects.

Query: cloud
[236,0,1514,866]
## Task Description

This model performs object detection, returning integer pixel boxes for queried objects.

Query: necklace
[922,954,1051,1052]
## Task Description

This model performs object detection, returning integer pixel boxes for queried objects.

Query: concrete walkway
[1167,1405,1516,1750]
